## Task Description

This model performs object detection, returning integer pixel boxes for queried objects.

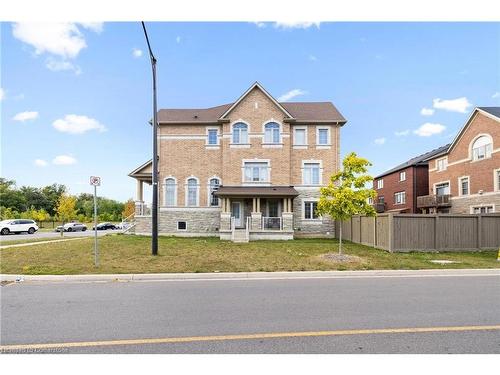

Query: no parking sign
[90,176,101,186]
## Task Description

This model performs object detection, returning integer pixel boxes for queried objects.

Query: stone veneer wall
[292,188,335,237]
[450,193,500,214]
[135,209,220,236]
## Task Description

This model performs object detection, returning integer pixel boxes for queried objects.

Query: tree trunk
[338,221,342,255]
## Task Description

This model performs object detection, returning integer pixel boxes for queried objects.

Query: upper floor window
[244,162,269,183]
[294,128,307,145]
[207,129,218,145]
[165,178,177,206]
[436,157,447,171]
[264,122,280,144]
[495,169,500,192]
[435,182,450,196]
[186,178,199,206]
[317,128,330,145]
[209,178,220,206]
[399,171,406,181]
[303,163,320,185]
[472,135,493,161]
[377,179,384,189]
[232,122,248,144]
[394,191,406,205]
[459,176,469,196]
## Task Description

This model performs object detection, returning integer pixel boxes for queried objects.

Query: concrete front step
[232,229,249,243]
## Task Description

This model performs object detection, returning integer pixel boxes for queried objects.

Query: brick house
[372,145,449,213]
[128,82,346,241]
[417,107,500,214]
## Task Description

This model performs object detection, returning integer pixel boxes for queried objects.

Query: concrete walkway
[1,268,499,283]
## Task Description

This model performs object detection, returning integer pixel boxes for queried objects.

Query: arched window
[264,122,280,143]
[472,135,493,161]
[186,178,198,206]
[165,178,176,206]
[232,122,248,144]
[209,178,220,206]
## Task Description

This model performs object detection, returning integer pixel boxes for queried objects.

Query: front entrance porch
[215,186,298,242]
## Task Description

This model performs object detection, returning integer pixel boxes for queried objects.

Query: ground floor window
[304,201,319,220]
[177,221,187,230]
[471,206,494,214]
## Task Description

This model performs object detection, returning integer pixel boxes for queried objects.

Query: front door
[231,201,242,227]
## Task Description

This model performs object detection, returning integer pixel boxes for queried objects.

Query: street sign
[90,176,101,186]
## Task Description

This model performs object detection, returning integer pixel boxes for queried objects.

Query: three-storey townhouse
[129,82,346,241]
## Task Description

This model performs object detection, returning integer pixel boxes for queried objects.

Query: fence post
[434,214,440,251]
[477,214,482,250]
[387,213,394,252]
[373,216,377,248]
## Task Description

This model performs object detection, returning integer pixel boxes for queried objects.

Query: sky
[1,22,499,202]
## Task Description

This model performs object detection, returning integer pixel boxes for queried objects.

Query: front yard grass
[0,234,498,275]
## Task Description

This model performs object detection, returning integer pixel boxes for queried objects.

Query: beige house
[129,82,346,241]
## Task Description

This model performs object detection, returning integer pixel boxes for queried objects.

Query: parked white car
[0,219,39,235]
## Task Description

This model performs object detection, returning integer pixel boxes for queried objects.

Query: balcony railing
[417,194,452,208]
[262,217,282,230]
[373,202,386,213]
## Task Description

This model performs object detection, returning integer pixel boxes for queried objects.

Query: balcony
[373,202,386,213]
[417,194,452,208]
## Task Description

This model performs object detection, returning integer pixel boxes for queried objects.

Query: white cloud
[132,48,143,58]
[34,159,48,167]
[413,123,446,137]
[274,22,320,29]
[13,111,39,121]
[420,107,435,116]
[432,97,472,113]
[308,55,318,61]
[253,22,267,28]
[52,114,106,134]
[374,137,386,145]
[278,89,307,102]
[79,23,104,33]
[0,88,5,101]
[394,130,410,137]
[46,58,81,74]
[492,92,500,99]
[52,155,77,165]
[176,36,181,43]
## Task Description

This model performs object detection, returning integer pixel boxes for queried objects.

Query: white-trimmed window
[209,178,220,206]
[186,177,199,206]
[495,169,500,191]
[399,171,406,181]
[459,176,469,196]
[471,206,494,214]
[377,179,384,189]
[207,128,218,145]
[264,122,280,143]
[244,162,269,183]
[232,122,248,144]
[164,177,177,206]
[304,201,319,220]
[436,157,447,171]
[317,127,330,145]
[293,127,307,145]
[394,191,406,205]
[472,135,493,161]
[435,182,450,196]
[303,162,320,185]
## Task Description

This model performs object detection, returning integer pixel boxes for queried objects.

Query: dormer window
[232,122,248,144]
[264,122,280,143]
[472,135,492,161]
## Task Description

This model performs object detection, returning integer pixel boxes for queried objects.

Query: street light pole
[141,22,159,256]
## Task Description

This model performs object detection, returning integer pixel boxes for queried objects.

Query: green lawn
[1,234,498,275]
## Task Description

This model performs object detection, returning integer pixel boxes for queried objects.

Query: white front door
[231,202,242,227]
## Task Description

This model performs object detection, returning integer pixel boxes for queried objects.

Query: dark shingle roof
[478,107,500,118]
[157,102,346,124]
[375,144,451,179]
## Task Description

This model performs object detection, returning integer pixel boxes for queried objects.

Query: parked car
[55,222,87,232]
[92,222,118,230]
[0,219,39,235]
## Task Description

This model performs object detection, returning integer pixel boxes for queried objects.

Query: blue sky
[1,22,499,202]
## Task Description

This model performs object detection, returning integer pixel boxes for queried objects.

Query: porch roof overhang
[214,186,299,198]
[128,159,152,184]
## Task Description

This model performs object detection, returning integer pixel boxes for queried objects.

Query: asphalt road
[0,229,117,241]
[1,272,499,353]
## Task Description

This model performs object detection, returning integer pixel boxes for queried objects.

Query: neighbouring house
[372,145,450,213]
[128,82,346,241]
[417,107,500,214]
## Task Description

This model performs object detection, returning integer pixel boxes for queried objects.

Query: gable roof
[219,82,294,119]
[156,82,347,124]
[477,106,500,119]
[375,144,450,179]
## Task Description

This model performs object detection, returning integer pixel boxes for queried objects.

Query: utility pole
[90,176,101,266]
[141,22,159,256]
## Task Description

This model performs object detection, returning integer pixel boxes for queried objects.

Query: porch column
[136,180,144,201]
[282,197,294,231]
[256,198,261,212]
[252,198,257,213]
[251,197,262,231]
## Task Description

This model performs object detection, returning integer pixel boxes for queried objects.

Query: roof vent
[194,115,198,119]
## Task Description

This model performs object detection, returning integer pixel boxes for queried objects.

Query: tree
[0,178,25,212]
[122,199,135,219]
[317,152,376,255]
[56,194,78,224]
[41,184,67,216]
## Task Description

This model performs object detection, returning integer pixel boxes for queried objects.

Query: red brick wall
[374,166,419,213]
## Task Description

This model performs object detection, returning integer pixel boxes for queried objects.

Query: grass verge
[1,235,498,275]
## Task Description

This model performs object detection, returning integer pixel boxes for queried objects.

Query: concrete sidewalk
[1,268,499,283]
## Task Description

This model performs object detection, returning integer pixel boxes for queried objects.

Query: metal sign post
[90,176,101,267]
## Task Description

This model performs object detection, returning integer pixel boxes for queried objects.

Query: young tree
[56,194,78,236]
[317,152,376,255]
[122,199,135,219]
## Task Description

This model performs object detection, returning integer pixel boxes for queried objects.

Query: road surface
[1,271,499,353]
[0,229,117,242]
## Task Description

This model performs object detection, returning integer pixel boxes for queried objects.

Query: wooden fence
[337,213,500,252]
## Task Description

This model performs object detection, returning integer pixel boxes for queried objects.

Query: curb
[1,268,499,283]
